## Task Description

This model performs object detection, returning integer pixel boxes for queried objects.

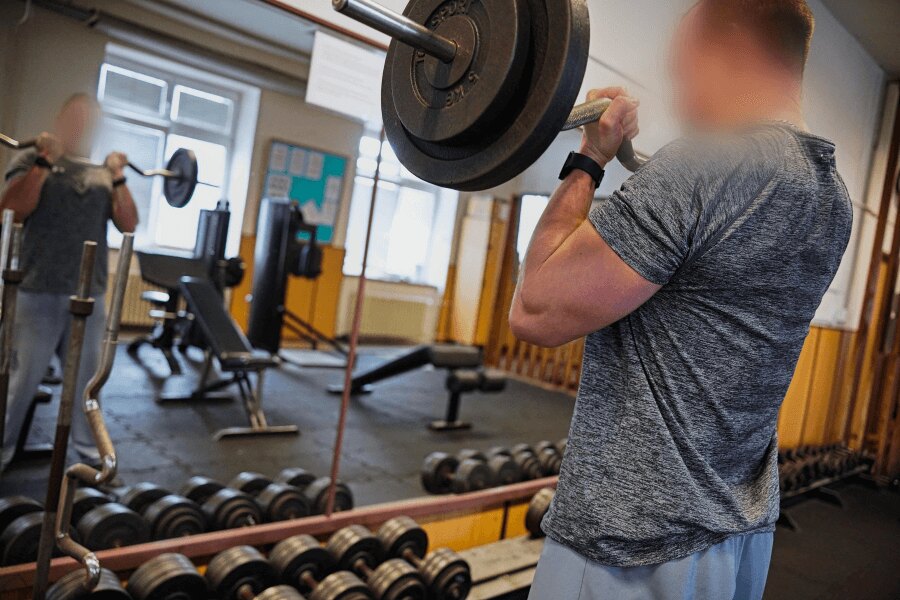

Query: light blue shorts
[529,533,773,600]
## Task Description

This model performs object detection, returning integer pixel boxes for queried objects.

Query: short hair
[696,0,815,73]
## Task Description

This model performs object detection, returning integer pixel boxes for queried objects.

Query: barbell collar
[333,0,458,63]
[563,98,648,171]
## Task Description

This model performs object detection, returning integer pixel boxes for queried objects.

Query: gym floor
[3,341,898,599]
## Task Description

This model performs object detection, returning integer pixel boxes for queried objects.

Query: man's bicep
[542,221,661,337]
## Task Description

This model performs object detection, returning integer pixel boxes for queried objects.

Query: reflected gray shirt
[543,124,853,567]
[4,150,112,296]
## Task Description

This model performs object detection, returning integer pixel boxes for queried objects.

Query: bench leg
[429,390,472,431]
[215,371,298,439]
[157,351,235,403]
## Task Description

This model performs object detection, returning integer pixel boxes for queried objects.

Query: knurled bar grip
[54,233,133,593]
[562,98,647,171]
[32,242,97,600]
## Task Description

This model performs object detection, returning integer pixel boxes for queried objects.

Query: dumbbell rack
[777,463,872,532]
[0,477,558,597]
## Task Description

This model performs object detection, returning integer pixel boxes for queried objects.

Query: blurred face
[54,97,101,156]
[669,7,740,129]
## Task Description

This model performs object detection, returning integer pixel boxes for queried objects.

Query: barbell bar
[0,133,198,208]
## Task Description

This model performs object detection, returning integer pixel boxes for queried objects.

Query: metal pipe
[0,225,24,450]
[332,0,457,63]
[563,98,649,172]
[0,209,15,318]
[0,133,35,149]
[54,234,133,593]
[32,242,97,600]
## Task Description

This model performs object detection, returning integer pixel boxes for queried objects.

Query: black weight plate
[311,571,373,600]
[77,503,150,550]
[270,534,334,591]
[0,511,44,566]
[72,487,113,524]
[128,552,206,600]
[485,446,512,459]
[456,449,486,463]
[510,443,533,456]
[0,496,43,535]
[420,452,458,495]
[391,0,529,145]
[143,494,207,540]
[229,471,273,496]
[46,567,131,600]
[202,488,262,529]
[525,487,554,538]
[326,525,384,572]
[512,450,542,480]
[163,148,198,208]
[368,559,427,600]
[120,482,170,515]
[275,467,317,491]
[451,459,494,494]
[376,516,428,560]
[383,0,591,190]
[257,483,312,522]
[206,545,278,600]
[487,455,524,486]
[304,478,354,514]
[534,440,559,456]
[180,476,225,505]
[537,447,562,476]
[254,586,305,600]
[420,548,471,600]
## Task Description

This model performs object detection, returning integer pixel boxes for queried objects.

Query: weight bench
[328,344,506,431]
[159,276,298,440]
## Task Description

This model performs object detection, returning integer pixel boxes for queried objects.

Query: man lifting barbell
[505,2,852,599]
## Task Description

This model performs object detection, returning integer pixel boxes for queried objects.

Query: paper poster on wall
[263,140,348,244]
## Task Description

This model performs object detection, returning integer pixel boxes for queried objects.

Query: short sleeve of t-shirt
[4,149,37,183]
[590,136,782,286]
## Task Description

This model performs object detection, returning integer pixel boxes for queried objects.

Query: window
[516,194,550,264]
[343,133,458,289]
[93,46,257,253]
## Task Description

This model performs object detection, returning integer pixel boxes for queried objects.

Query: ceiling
[821,0,900,76]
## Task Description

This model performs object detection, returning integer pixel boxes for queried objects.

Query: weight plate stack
[311,570,373,600]
[451,459,494,494]
[127,552,206,600]
[304,478,354,514]
[0,511,46,566]
[46,567,130,600]
[143,494,207,540]
[71,487,114,524]
[382,0,591,191]
[367,558,427,600]
[163,148,198,208]
[326,525,385,572]
[275,467,317,490]
[257,482,312,522]
[77,503,151,550]
[525,488,555,538]
[270,534,335,592]
[206,545,279,600]
[376,516,428,560]
[420,548,472,600]
[229,472,273,496]
[487,454,523,486]
[0,496,43,535]
[180,476,226,505]
[421,452,459,495]
[120,482,170,515]
[254,585,306,600]
[202,488,262,529]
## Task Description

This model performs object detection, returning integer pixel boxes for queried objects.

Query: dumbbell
[119,482,207,540]
[127,552,206,600]
[46,567,130,599]
[420,452,493,494]
[0,496,44,566]
[271,534,372,600]
[275,468,355,515]
[326,525,426,599]
[534,441,562,476]
[205,545,281,600]
[255,586,306,600]
[376,517,472,600]
[509,445,544,480]
[69,487,150,551]
[525,488,555,538]
[465,448,523,487]
[180,476,263,530]
[229,472,313,522]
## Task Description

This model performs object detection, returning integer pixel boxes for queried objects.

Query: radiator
[107,272,161,328]
[343,290,437,343]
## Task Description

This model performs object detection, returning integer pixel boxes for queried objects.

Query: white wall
[512,0,886,329]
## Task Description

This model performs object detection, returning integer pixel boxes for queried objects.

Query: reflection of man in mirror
[513,1,852,598]
[0,93,139,471]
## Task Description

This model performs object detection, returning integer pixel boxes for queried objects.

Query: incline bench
[160,276,298,440]
[328,344,506,431]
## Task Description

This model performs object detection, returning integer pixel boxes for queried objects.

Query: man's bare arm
[106,152,139,234]
[0,132,62,222]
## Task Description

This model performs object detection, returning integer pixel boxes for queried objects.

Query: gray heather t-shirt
[543,124,852,567]
[4,150,112,296]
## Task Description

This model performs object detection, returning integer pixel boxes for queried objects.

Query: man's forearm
[0,167,48,221]
[111,185,139,233]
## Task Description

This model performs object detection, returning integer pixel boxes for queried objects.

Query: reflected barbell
[332,0,647,191]
[0,133,198,208]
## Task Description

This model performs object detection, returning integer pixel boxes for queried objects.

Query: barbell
[0,133,198,208]
[332,0,647,191]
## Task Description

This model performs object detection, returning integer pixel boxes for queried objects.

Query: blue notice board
[263,140,348,244]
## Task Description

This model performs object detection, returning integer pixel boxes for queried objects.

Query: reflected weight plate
[383,0,591,190]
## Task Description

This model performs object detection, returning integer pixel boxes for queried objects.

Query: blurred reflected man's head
[671,0,815,129]
[54,93,102,156]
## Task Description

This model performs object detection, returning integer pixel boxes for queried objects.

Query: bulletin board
[263,140,348,244]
